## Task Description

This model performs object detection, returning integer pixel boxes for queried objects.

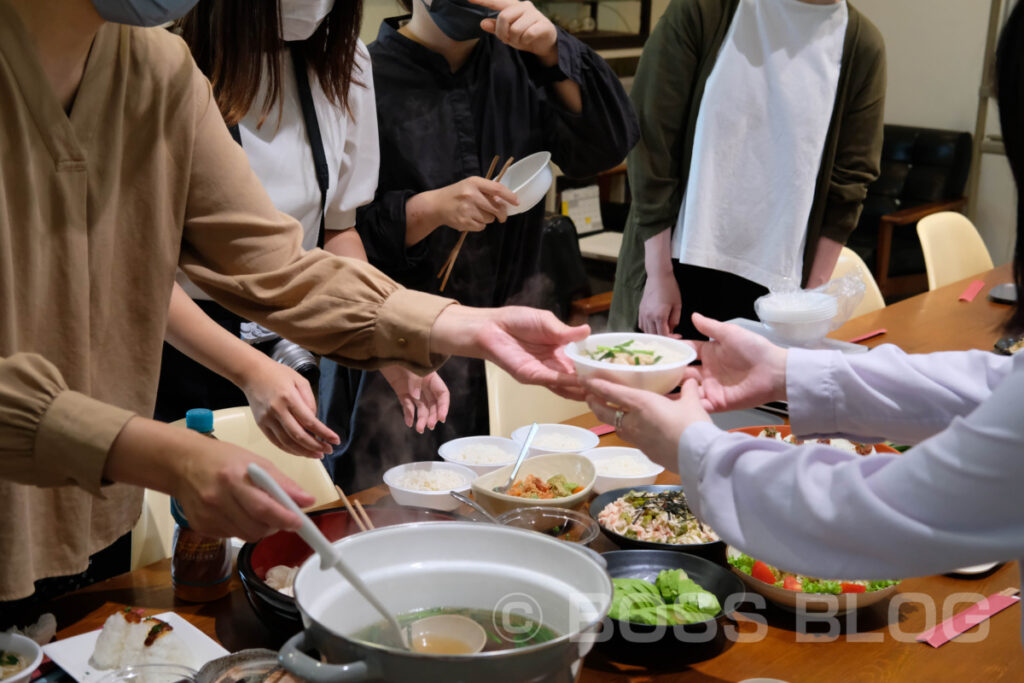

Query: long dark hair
[997,0,1024,334]
[177,0,364,127]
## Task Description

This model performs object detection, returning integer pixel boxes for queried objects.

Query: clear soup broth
[352,607,559,654]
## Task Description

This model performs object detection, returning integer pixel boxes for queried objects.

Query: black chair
[847,124,972,300]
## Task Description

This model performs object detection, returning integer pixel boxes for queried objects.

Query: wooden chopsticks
[335,484,374,531]
[437,155,514,292]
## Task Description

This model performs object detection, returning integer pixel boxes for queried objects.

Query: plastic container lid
[185,408,214,433]
[755,291,837,324]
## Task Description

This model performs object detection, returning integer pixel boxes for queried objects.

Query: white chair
[917,212,994,290]
[830,246,885,317]
[484,361,588,437]
[130,405,337,569]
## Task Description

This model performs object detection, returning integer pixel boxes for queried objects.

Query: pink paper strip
[846,328,887,344]
[916,593,1020,647]
[959,280,986,302]
[590,423,615,436]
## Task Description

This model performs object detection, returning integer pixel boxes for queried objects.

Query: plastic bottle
[170,409,232,602]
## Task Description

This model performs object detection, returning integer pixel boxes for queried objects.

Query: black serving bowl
[237,506,460,635]
[596,549,745,666]
[588,485,726,564]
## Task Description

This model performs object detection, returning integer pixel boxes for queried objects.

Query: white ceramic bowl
[510,423,599,457]
[580,447,665,494]
[755,291,837,346]
[382,461,475,512]
[0,633,42,683]
[564,332,698,395]
[498,151,553,216]
[437,435,523,476]
[470,453,597,516]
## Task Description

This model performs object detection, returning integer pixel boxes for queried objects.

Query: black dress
[319,18,638,491]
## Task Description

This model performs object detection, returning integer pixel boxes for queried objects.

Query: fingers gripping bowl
[564,333,698,395]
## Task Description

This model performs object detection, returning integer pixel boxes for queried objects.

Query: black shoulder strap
[290,44,330,250]
[228,123,242,146]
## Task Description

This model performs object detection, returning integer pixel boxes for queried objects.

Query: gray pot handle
[279,631,370,683]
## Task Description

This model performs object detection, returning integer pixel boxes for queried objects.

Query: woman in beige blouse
[0,0,588,605]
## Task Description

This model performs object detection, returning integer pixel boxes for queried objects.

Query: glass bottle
[170,409,232,602]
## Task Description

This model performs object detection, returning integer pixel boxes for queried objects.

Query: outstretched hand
[432,305,589,399]
[683,313,788,412]
[583,376,710,471]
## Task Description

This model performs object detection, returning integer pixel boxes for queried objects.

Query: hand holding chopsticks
[438,155,515,292]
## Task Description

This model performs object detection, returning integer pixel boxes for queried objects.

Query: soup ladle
[247,464,485,655]
[449,490,501,524]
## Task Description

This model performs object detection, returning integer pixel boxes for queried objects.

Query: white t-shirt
[671,0,848,290]
[183,41,380,300]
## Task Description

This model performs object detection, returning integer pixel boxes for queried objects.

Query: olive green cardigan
[609,0,886,331]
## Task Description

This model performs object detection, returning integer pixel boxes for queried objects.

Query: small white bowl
[383,461,475,512]
[564,332,697,395]
[471,453,597,516]
[580,447,664,494]
[0,633,42,683]
[437,435,522,476]
[498,151,553,216]
[755,291,837,346]
[510,423,600,457]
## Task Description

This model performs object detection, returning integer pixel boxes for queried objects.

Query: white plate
[947,562,1002,576]
[42,612,228,683]
[727,318,868,353]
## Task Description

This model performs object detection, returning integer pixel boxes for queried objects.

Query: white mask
[280,0,335,41]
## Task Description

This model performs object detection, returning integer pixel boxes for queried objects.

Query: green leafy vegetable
[610,571,720,625]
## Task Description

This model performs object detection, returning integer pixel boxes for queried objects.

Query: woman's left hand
[241,359,340,458]
[583,377,711,471]
[472,0,559,66]
[380,366,451,433]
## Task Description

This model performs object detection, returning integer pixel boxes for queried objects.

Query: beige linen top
[0,4,453,600]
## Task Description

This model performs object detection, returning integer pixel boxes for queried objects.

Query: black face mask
[421,0,498,41]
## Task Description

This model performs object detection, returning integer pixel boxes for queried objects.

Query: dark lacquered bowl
[237,506,460,635]
[596,550,744,665]
[589,485,726,564]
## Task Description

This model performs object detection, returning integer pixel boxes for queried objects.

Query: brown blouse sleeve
[177,67,455,372]
[0,353,133,494]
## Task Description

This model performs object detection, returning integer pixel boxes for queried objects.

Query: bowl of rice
[580,447,665,494]
[437,435,522,475]
[589,485,724,564]
[510,423,599,458]
[383,461,476,511]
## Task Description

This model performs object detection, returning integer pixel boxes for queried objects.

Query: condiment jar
[170,409,232,602]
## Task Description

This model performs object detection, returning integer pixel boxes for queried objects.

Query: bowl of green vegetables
[598,549,744,664]
[564,333,697,395]
[726,546,900,614]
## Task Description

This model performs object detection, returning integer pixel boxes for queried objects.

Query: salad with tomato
[728,552,899,594]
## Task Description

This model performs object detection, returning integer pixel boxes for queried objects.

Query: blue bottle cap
[185,408,214,434]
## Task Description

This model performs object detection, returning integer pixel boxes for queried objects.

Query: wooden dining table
[46,265,1022,682]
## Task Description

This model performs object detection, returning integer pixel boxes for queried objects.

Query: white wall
[853,0,1016,263]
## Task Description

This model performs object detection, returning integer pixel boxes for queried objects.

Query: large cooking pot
[279,522,612,683]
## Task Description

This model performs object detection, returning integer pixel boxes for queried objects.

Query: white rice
[532,433,584,451]
[450,444,515,464]
[89,611,195,671]
[394,469,467,491]
[594,455,656,476]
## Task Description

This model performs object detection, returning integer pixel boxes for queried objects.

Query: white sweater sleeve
[676,346,1024,580]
